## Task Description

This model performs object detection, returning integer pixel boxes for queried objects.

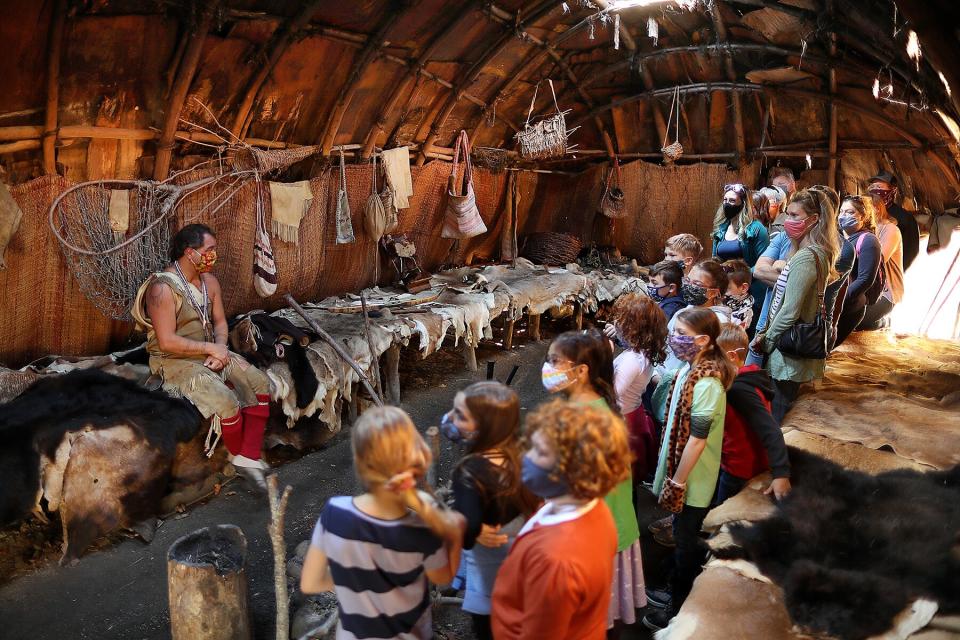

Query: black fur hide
[285,342,319,409]
[714,448,960,639]
[0,369,201,526]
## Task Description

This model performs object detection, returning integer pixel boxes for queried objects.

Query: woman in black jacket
[834,195,883,347]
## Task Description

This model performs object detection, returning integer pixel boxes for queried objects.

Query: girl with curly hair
[605,294,668,481]
[440,381,539,640]
[491,399,631,640]
[540,329,644,635]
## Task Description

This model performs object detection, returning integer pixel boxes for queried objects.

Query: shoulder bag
[775,248,827,359]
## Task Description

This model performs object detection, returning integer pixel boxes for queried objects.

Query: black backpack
[855,232,886,305]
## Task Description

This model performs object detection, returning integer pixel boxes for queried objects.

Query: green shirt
[587,397,641,551]
[652,365,727,508]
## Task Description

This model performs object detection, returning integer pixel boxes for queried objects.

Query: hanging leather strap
[338,148,347,189]
[449,130,472,196]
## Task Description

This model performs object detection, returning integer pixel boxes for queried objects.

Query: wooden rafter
[154,2,218,181]
[319,7,403,156]
[414,0,559,166]
[43,0,67,175]
[710,5,746,165]
[360,2,481,158]
[469,3,615,157]
[573,81,958,185]
[826,0,838,189]
[229,1,323,138]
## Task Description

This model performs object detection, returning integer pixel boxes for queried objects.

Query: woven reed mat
[0,176,116,365]
[782,332,960,470]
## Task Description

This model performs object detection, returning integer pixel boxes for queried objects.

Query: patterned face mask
[191,248,218,273]
[541,362,576,393]
[668,334,703,362]
[681,280,709,306]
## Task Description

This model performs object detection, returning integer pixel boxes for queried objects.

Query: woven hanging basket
[661,87,684,164]
[515,80,575,160]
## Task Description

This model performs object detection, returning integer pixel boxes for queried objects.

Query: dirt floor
[0,317,671,640]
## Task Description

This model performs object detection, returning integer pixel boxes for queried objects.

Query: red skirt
[624,406,657,482]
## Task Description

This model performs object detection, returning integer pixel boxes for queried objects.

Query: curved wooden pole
[361,2,481,159]
[154,2,217,181]
[320,8,403,156]
[43,0,67,175]
[468,5,615,157]
[415,0,558,165]
[710,6,746,165]
[574,81,958,185]
[230,1,323,139]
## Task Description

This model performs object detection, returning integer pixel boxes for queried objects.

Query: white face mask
[541,362,576,393]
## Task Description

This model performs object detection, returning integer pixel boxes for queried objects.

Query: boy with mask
[647,260,685,320]
[721,259,755,330]
[663,234,703,276]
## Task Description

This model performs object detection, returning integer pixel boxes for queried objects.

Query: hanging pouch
[661,86,684,163]
[336,149,356,244]
[253,178,278,297]
[600,156,626,218]
[442,130,487,239]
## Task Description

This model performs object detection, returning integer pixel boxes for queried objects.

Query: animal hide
[0,181,24,270]
[711,448,960,640]
[0,370,201,562]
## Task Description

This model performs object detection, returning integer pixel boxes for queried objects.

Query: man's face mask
[191,248,218,273]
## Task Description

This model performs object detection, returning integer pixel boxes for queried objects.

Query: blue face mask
[440,413,475,443]
[647,283,666,302]
[521,456,570,499]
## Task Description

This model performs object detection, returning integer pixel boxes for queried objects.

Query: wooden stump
[384,344,401,404]
[167,525,251,640]
[575,302,584,331]
[503,317,516,350]
[528,313,541,341]
[462,342,478,372]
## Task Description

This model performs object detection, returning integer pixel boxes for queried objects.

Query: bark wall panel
[0,0,49,116]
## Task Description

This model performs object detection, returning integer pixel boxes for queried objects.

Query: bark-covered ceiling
[1,0,958,186]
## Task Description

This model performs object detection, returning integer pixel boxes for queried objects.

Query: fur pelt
[0,369,200,528]
[712,448,960,640]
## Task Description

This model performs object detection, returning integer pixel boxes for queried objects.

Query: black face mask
[723,202,741,220]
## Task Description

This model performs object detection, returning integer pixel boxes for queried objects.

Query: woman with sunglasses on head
[834,195,883,347]
[712,183,770,334]
[540,330,645,637]
[751,188,840,423]
[642,308,737,632]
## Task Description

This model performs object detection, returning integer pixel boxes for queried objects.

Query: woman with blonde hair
[442,381,538,640]
[751,188,840,422]
[712,183,769,332]
[301,406,465,639]
[491,399,631,640]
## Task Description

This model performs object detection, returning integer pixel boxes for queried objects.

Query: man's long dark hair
[169,224,215,262]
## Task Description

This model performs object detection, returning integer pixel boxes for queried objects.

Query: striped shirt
[310,496,448,639]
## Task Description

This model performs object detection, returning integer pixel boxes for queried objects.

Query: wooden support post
[266,476,292,640]
[575,303,583,331]
[154,2,217,180]
[167,525,251,640]
[42,0,67,175]
[462,342,478,372]
[348,385,360,424]
[503,317,516,350]
[383,344,401,405]
[528,312,541,341]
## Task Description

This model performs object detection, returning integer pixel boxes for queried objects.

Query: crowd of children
[299,170,917,638]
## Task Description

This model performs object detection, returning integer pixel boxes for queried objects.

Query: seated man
[131,224,271,490]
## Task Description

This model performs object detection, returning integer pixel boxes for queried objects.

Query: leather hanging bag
[599,156,626,218]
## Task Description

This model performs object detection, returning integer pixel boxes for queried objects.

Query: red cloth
[239,394,270,460]
[492,500,616,640]
[721,374,770,480]
[219,411,243,456]
[624,406,657,481]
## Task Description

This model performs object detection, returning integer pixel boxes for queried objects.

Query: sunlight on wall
[891,229,960,339]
